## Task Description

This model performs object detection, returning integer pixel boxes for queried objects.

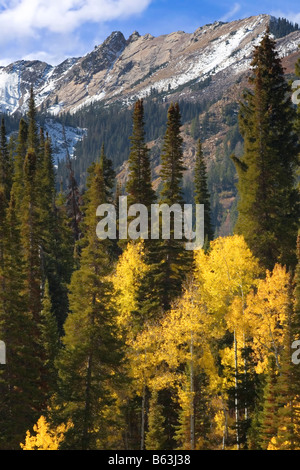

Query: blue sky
[0,0,299,66]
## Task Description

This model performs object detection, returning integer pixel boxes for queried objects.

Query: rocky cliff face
[0,14,299,116]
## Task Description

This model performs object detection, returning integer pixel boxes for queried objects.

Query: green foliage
[232,29,299,270]
[194,139,213,244]
[126,99,156,209]
[145,391,167,450]
[269,17,299,39]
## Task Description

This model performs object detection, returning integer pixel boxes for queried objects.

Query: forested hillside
[0,29,299,451]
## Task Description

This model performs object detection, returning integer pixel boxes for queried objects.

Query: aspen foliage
[112,240,149,335]
[244,264,290,373]
[194,235,260,320]
[20,416,72,450]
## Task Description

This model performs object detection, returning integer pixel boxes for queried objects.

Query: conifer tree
[21,147,42,322]
[160,103,185,205]
[99,143,115,204]
[194,138,213,246]
[295,232,300,336]
[231,29,299,270]
[51,188,75,332]
[149,102,190,312]
[12,118,28,210]
[55,158,122,450]
[259,357,279,449]
[0,190,42,449]
[27,87,39,153]
[39,134,72,331]
[0,118,12,203]
[126,99,156,209]
[145,391,167,450]
[39,280,60,405]
[271,273,300,450]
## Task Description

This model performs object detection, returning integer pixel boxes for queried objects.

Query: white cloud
[219,3,241,23]
[0,0,152,40]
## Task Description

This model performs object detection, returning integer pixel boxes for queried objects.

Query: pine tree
[126,99,156,209]
[39,134,72,332]
[160,103,185,205]
[155,103,191,311]
[51,188,75,332]
[55,159,122,450]
[231,29,299,270]
[0,118,12,203]
[194,138,213,246]
[12,118,28,210]
[145,391,167,450]
[272,273,300,449]
[27,87,39,153]
[21,147,42,323]
[99,143,115,204]
[0,190,42,449]
[39,280,60,405]
[259,356,279,449]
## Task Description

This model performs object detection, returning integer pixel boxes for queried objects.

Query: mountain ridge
[0,14,299,116]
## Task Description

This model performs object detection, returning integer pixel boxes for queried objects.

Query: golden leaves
[20,416,72,450]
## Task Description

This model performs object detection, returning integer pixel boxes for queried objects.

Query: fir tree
[99,143,115,204]
[259,356,279,449]
[0,190,42,449]
[273,273,299,449]
[231,29,299,270]
[21,147,42,322]
[151,102,191,312]
[126,99,156,209]
[145,391,167,450]
[12,118,28,210]
[0,118,12,203]
[39,280,60,405]
[160,103,185,205]
[194,138,214,246]
[55,159,122,450]
[27,87,39,152]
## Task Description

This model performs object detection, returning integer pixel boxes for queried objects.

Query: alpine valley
[0,13,299,235]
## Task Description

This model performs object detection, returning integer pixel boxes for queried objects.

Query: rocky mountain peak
[0,14,299,116]
[100,30,126,50]
[127,31,141,43]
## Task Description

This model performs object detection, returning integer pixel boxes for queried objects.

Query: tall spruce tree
[273,272,300,450]
[194,138,213,246]
[154,102,191,311]
[134,103,190,320]
[259,356,279,449]
[0,119,12,204]
[231,29,299,270]
[12,118,28,211]
[0,190,42,449]
[126,99,156,209]
[55,157,122,450]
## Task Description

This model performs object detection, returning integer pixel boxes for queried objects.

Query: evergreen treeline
[0,30,300,450]
[57,97,210,188]
[269,17,299,39]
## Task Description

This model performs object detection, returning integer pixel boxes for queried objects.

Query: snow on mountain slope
[43,120,87,163]
[0,14,299,116]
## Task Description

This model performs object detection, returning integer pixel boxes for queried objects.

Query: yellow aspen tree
[194,235,260,449]
[244,264,290,373]
[111,240,151,449]
[154,279,220,450]
[20,416,72,450]
[111,240,149,336]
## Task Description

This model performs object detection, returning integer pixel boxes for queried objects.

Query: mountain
[0,14,299,236]
[0,14,299,116]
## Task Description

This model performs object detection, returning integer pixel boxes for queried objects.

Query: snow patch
[43,119,87,162]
